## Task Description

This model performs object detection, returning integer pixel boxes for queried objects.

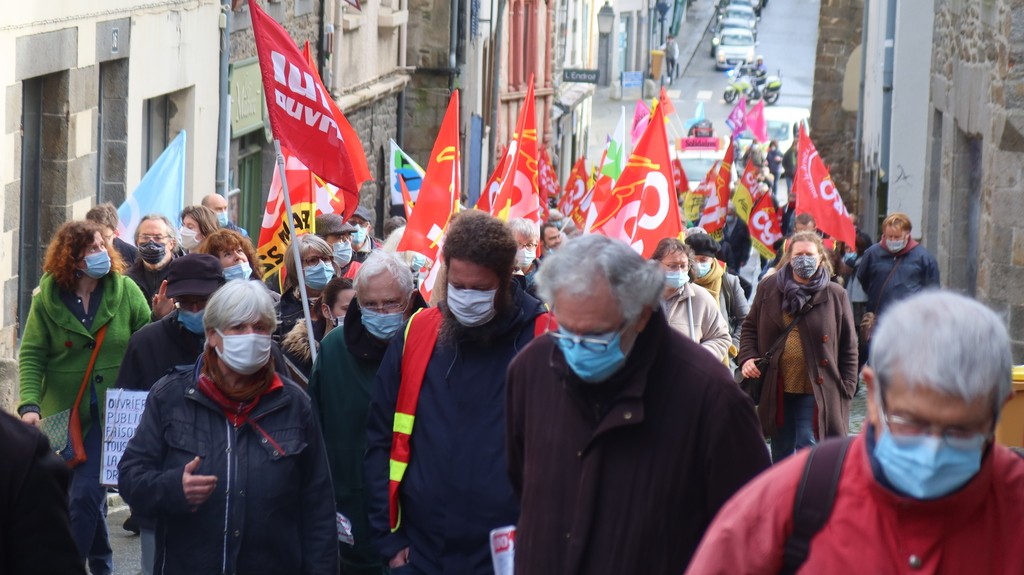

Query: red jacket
[687,434,1024,574]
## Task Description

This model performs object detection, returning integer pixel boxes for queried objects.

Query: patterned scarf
[777,263,830,315]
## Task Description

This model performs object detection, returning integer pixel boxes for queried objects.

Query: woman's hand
[182,456,218,509]
[741,358,762,379]
[21,412,40,427]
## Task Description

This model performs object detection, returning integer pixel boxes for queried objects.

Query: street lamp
[597,2,615,87]
[655,0,669,44]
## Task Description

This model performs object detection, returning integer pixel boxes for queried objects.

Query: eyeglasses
[881,410,991,450]
[361,297,409,314]
[139,234,170,243]
[302,255,331,267]
[549,322,626,353]
[518,241,538,250]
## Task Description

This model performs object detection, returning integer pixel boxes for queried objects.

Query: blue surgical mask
[695,261,713,278]
[791,255,819,279]
[352,225,368,245]
[873,423,985,500]
[217,211,230,228]
[411,253,427,272]
[446,285,497,327]
[843,252,857,265]
[555,327,628,384]
[177,309,206,335]
[224,262,253,281]
[516,247,536,269]
[83,251,111,279]
[887,238,907,253]
[361,308,405,340]
[333,241,353,267]
[304,261,335,290]
[665,270,689,290]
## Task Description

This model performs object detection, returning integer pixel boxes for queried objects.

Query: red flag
[671,158,689,195]
[491,77,541,222]
[399,175,414,220]
[256,148,315,280]
[698,140,734,238]
[476,150,507,213]
[794,126,855,246]
[630,99,650,146]
[748,188,783,258]
[560,157,588,215]
[250,0,358,206]
[396,91,461,260]
[537,148,559,222]
[302,42,371,193]
[746,100,768,143]
[658,87,676,117]
[725,99,747,134]
[592,105,681,256]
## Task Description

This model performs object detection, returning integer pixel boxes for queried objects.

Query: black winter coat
[118,361,338,575]
[0,411,84,575]
[364,281,546,574]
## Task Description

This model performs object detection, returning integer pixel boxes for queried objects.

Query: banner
[117,131,186,244]
[630,99,650,147]
[748,188,783,258]
[746,100,768,143]
[101,389,149,486]
[257,148,329,279]
[537,147,558,222]
[251,0,358,203]
[559,157,588,216]
[794,125,855,246]
[682,160,717,225]
[396,91,461,261]
[592,105,681,257]
[731,159,760,222]
[491,78,541,223]
[389,139,426,207]
[477,150,508,213]
[725,99,747,134]
[698,140,734,238]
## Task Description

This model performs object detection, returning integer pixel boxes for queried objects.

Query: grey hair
[136,213,178,246]
[536,235,664,325]
[508,218,539,242]
[203,279,278,334]
[870,290,1011,415]
[283,233,333,292]
[353,250,414,296]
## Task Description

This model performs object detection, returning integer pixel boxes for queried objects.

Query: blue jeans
[771,392,816,463]
[70,407,113,575]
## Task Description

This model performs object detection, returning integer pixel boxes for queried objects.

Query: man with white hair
[687,290,1024,574]
[508,217,540,294]
[506,235,770,574]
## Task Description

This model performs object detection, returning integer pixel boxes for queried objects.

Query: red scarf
[197,372,283,427]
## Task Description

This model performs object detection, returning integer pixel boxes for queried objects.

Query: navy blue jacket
[855,242,940,315]
[118,361,337,575]
[364,282,545,574]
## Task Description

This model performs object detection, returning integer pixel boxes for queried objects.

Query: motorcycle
[723,67,782,105]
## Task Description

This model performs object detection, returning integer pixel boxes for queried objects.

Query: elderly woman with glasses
[118,279,337,575]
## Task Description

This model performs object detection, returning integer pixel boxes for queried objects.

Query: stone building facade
[809,0,863,215]
[925,0,1024,361]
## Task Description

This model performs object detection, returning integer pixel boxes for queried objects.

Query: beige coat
[663,283,733,361]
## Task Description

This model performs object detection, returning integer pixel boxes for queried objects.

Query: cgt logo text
[270,51,343,146]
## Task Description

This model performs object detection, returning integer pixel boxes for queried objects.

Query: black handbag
[734,312,805,404]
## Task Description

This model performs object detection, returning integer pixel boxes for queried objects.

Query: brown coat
[738,272,859,438]
[506,311,771,575]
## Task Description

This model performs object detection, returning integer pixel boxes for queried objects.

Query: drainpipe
[488,0,507,165]
[215,0,232,198]
[449,0,459,92]
[853,0,869,226]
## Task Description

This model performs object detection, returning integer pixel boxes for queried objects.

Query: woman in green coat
[18,220,150,574]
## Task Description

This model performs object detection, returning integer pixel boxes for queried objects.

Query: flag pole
[274,139,319,363]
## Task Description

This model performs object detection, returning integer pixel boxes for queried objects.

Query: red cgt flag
[560,157,588,216]
[476,150,507,213]
[698,140,734,238]
[396,91,461,262]
[302,42,371,193]
[491,77,541,223]
[794,125,855,246]
[537,148,559,222]
[250,0,358,209]
[592,104,681,257]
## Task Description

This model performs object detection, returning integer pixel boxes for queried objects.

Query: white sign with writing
[101,389,149,487]
[490,525,516,575]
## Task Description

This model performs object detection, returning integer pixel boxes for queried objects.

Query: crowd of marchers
[5,193,1024,575]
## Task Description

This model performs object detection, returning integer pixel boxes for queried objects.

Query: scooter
[723,68,782,105]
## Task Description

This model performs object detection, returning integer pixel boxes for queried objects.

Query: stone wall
[929,0,1024,361]
[346,93,401,217]
[811,0,863,209]
[231,0,321,62]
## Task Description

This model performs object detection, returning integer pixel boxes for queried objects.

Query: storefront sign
[230,58,265,137]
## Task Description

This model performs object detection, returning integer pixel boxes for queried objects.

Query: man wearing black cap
[347,206,382,263]
[315,213,361,279]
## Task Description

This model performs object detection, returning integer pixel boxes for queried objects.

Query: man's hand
[389,547,410,568]
[21,412,40,427]
[182,457,218,509]
[152,280,175,320]
[741,358,762,379]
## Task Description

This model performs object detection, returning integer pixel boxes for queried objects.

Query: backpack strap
[779,437,852,575]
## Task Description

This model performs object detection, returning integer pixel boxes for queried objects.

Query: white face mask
[516,247,537,269]
[446,284,497,327]
[180,227,200,251]
[215,330,272,375]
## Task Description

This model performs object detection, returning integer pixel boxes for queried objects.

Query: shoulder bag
[39,324,108,468]
[734,311,805,404]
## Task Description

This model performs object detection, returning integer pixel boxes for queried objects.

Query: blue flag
[117,131,186,245]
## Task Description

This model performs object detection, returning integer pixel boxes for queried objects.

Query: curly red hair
[194,229,263,280]
[44,220,125,291]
